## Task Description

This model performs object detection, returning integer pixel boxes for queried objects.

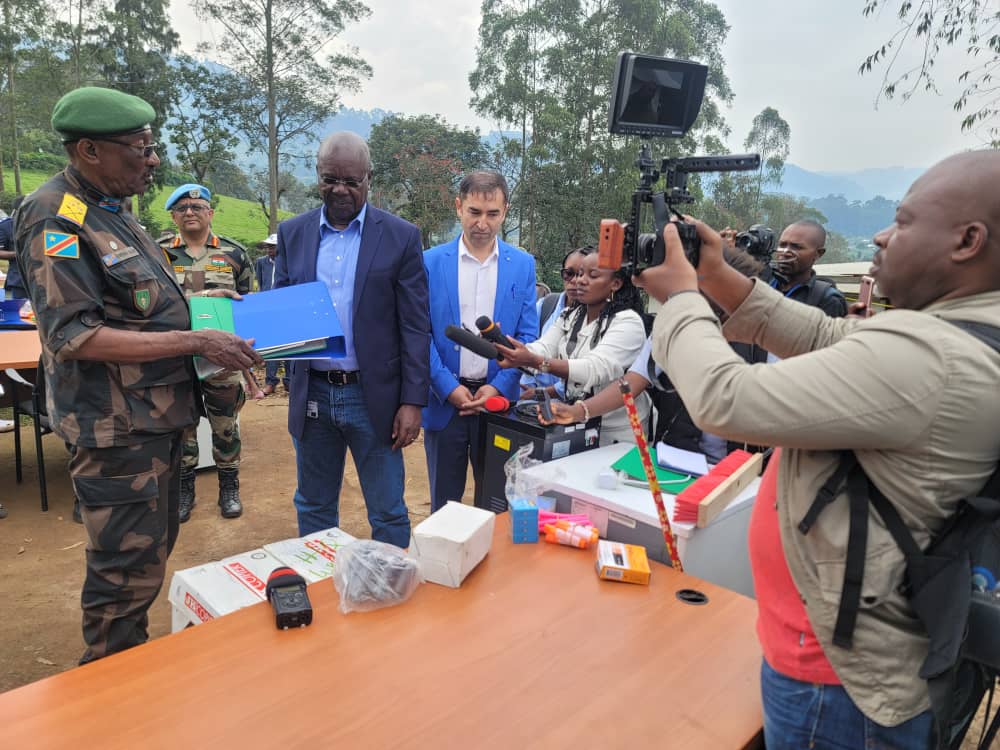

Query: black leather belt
[459,377,488,392]
[311,369,361,386]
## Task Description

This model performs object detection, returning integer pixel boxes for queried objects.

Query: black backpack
[538,292,562,335]
[800,320,1000,750]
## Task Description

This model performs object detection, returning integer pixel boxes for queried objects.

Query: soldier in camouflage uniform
[14,87,260,664]
[160,184,254,521]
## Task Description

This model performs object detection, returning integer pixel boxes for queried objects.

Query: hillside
[7,168,288,250]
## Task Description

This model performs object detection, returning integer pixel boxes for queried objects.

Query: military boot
[218,468,243,519]
[178,467,196,523]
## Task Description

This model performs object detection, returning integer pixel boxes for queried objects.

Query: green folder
[189,296,326,358]
[611,446,698,493]
[190,296,235,335]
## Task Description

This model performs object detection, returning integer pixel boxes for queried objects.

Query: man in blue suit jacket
[275,132,430,547]
[423,171,538,512]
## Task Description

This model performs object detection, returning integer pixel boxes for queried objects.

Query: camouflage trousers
[182,370,246,470]
[70,432,183,665]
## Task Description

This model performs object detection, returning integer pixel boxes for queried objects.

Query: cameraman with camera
[634,149,1000,749]
[734,220,846,318]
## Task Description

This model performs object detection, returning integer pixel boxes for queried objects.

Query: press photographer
[768,220,846,317]
[634,151,1000,749]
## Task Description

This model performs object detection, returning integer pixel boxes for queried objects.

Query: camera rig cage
[599,52,760,273]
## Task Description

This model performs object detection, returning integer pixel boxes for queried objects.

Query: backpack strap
[949,320,1000,352]
[804,278,834,309]
[538,292,561,332]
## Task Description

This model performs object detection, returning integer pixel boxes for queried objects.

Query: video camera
[598,52,761,273]
[734,224,776,260]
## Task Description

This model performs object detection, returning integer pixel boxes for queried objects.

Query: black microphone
[475,316,515,349]
[445,325,499,360]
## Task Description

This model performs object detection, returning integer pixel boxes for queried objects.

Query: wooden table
[0,521,763,749]
[0,328,41,369]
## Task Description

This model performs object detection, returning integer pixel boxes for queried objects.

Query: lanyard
[770,277,804,298]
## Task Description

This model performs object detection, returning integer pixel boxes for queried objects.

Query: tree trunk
[9,56,20,195]
[75,0,83,87]
[265,0,279,233]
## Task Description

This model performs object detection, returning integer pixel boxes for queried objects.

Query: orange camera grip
[598,220,626,270]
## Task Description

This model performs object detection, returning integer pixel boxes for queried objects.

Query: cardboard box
[168,548,282,631]
[409,501,495,587]
[596,540,651,585]
[264,527,356,583]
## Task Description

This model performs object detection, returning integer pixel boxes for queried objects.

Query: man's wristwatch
[538,358,551,374]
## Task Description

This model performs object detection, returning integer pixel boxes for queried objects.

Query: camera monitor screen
[608,53,708,138]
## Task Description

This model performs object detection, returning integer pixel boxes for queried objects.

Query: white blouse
[527,308,650,444]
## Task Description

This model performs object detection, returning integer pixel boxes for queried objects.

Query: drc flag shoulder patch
[44,231,81,259]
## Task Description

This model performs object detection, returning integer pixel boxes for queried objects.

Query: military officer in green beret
[14,86,262,664]
[160,183,255,521]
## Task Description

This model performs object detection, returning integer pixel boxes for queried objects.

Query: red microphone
[483,395,510,413]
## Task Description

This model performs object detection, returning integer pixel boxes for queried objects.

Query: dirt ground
[0,392,993,746]
[0,387,459,693]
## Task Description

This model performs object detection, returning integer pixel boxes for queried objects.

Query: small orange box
[595,540,651,585]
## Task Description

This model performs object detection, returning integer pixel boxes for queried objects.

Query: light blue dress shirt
[313,203,366,371]
[519,292,567,398]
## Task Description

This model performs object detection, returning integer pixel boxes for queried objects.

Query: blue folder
[190,281,346,361]
[0,298,33,329]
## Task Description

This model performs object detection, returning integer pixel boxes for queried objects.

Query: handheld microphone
[475,316,515,349]
[539,389,553,421]
[445,325,499,360]
[483,395,510,412]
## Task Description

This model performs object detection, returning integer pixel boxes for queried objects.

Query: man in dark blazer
[274,131,430,547]
[422,171,538,512]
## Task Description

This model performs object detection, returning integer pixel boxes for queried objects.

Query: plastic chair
[5,359,50,511]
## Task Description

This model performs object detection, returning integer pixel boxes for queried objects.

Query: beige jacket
[651,281,1000,725]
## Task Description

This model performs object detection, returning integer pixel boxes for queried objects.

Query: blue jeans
[291,377,410,547]
[761,659,933,750]
[265,360,289,387]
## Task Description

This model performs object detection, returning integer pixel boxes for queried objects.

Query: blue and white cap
[165,183,211,210]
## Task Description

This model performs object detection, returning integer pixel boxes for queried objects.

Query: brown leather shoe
[261,383,275,396]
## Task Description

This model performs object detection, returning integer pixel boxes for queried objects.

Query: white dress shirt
[458,236,499,380]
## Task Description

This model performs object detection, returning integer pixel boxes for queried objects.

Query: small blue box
[508,497,539,543]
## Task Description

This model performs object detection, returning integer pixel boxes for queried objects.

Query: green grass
[9,168,293,251]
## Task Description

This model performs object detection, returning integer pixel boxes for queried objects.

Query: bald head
[316,131,372,228]
[788,219,825,249]
[317,131,370,170]
[871,149,1000,308]
[910,151,1000,239]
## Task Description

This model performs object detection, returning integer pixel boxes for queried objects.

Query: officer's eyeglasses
[171,203,209,214]
[560,268,584,282]
[96,138,159,158]
[320,175,367,189]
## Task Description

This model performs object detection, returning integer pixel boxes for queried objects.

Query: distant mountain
[777,163,924,202]
[818,166,925,201]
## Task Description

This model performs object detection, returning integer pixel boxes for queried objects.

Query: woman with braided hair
[496,245,650,444]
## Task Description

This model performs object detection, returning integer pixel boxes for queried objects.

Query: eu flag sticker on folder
[189,281,345,377]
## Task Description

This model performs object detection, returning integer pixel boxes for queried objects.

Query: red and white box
[263,527,356,583]
[168,548,283,632]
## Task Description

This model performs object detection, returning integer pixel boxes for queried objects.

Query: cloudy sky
[169,0,983,173]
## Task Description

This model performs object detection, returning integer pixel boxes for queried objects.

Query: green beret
[51,86,155,141]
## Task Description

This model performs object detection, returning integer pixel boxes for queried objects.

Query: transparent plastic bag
[331,540,423,614]
[504,443,543,504]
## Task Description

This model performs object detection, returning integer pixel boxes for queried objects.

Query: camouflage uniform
[14,166,200,663]
[160,233,253,471]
